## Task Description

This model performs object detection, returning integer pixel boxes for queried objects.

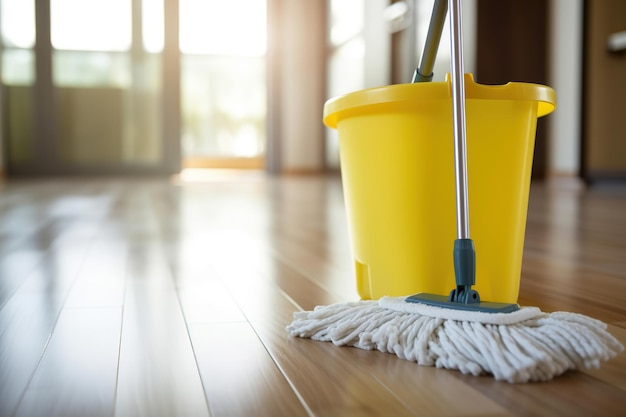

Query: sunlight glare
[180,0,266,56]
[51,0,131,51]
[1,0,35,48]
[143,0,164,53]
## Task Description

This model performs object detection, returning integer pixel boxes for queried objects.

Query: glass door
[1,0,36,166]
[50,0,164,170]
[179,0,267,170]
[1,0,269,175]
[1,0,174,175]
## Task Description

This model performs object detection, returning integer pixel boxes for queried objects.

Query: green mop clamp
[450,238,479,304]
[406,0,519,314]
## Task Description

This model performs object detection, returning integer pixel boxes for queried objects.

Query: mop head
[286,297,624,383]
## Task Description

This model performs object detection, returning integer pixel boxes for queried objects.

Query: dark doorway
[475,0,549,180]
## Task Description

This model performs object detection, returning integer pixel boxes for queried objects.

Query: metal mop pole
[448,0,479,304]
[449,0,469,241]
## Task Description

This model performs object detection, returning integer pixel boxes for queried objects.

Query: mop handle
[449,0,470,240]
[412,0,448,83]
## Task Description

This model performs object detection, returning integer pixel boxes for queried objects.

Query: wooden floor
[0,172,625,417]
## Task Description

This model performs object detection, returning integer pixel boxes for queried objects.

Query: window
[179,0,267,163]
[49,0,162,164]
[1,0,35,85]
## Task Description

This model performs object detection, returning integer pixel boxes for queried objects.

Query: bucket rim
[323,73,556,128]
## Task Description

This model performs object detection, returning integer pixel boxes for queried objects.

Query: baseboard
[584,170,626,186]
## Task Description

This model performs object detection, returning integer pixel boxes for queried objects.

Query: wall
[277,0,327,173]
[582,0,626,180]
[548,0,583,177]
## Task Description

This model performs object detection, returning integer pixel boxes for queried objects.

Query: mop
[286,0,623,383]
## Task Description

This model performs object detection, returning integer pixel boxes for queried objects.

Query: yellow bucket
[324,74,556,303]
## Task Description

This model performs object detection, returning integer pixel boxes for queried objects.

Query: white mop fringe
[286,297,624,383]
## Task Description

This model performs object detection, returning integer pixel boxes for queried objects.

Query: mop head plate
[286,297,624,383]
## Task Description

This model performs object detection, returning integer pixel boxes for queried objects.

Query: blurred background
[0,0,624,182]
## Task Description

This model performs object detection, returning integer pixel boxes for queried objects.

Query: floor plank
[579,324,626,390]
[0,249,45,308]
[114,245,210,417]
[13,307,122,417]
[178,278,247,324]
[0,243,94,416]
[461,371,626,417]
[0,293,64,417]
[326,344,516,417]
[205,234,417,417]
[189,322,310,417]
[63,239,127,308]
[175,264,309,416]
